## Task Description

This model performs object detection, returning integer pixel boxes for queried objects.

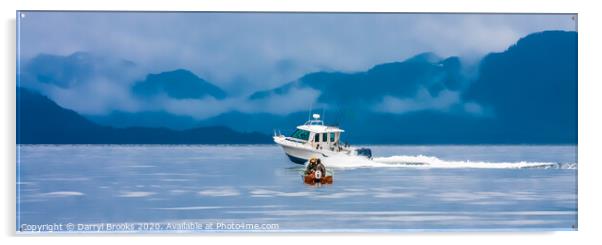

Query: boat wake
[320,154,577,170]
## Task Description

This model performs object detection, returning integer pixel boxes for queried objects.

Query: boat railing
[285,137,307,144]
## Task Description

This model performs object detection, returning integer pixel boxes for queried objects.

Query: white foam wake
[320,154,576,170]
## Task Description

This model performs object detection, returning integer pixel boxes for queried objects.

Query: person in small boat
[305,157,326,177]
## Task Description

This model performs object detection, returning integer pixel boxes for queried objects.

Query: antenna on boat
[308,103,313,122]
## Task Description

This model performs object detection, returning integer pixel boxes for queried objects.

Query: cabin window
[314,133,320,142]
[290,129,310,141]
[330,133,335,143]
[322,133,327,142]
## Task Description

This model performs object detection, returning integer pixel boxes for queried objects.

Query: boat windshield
[290,129,310,141]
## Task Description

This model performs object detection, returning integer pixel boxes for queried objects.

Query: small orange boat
[303,170,333,185]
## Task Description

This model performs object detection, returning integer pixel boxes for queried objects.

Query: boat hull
[304,174,333,185]
[273,136,368,165]
[280,143,323,164]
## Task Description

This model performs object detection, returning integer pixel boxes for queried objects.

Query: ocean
[16,145,577,232]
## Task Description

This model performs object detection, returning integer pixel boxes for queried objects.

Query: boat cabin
[288,114,344,151]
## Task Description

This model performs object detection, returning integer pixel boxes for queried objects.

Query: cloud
[19,52,145,114]
[463,102,486,115]
[373,87,492,117]
[46,77,143,114]
[20,51,323,119]
[158,86,320,119]
[19,12,576,94]
[375,89,462,114]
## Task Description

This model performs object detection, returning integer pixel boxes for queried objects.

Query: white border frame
[2,0,601,244]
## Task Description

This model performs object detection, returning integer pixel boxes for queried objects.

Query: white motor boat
[273,114,372,164]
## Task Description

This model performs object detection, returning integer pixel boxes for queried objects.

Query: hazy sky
[18,12,576,95]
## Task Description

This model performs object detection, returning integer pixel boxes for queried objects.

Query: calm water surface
[16,145,577,232]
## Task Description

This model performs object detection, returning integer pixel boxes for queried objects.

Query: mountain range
[16,88,271,144]
[17,30,577,144]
